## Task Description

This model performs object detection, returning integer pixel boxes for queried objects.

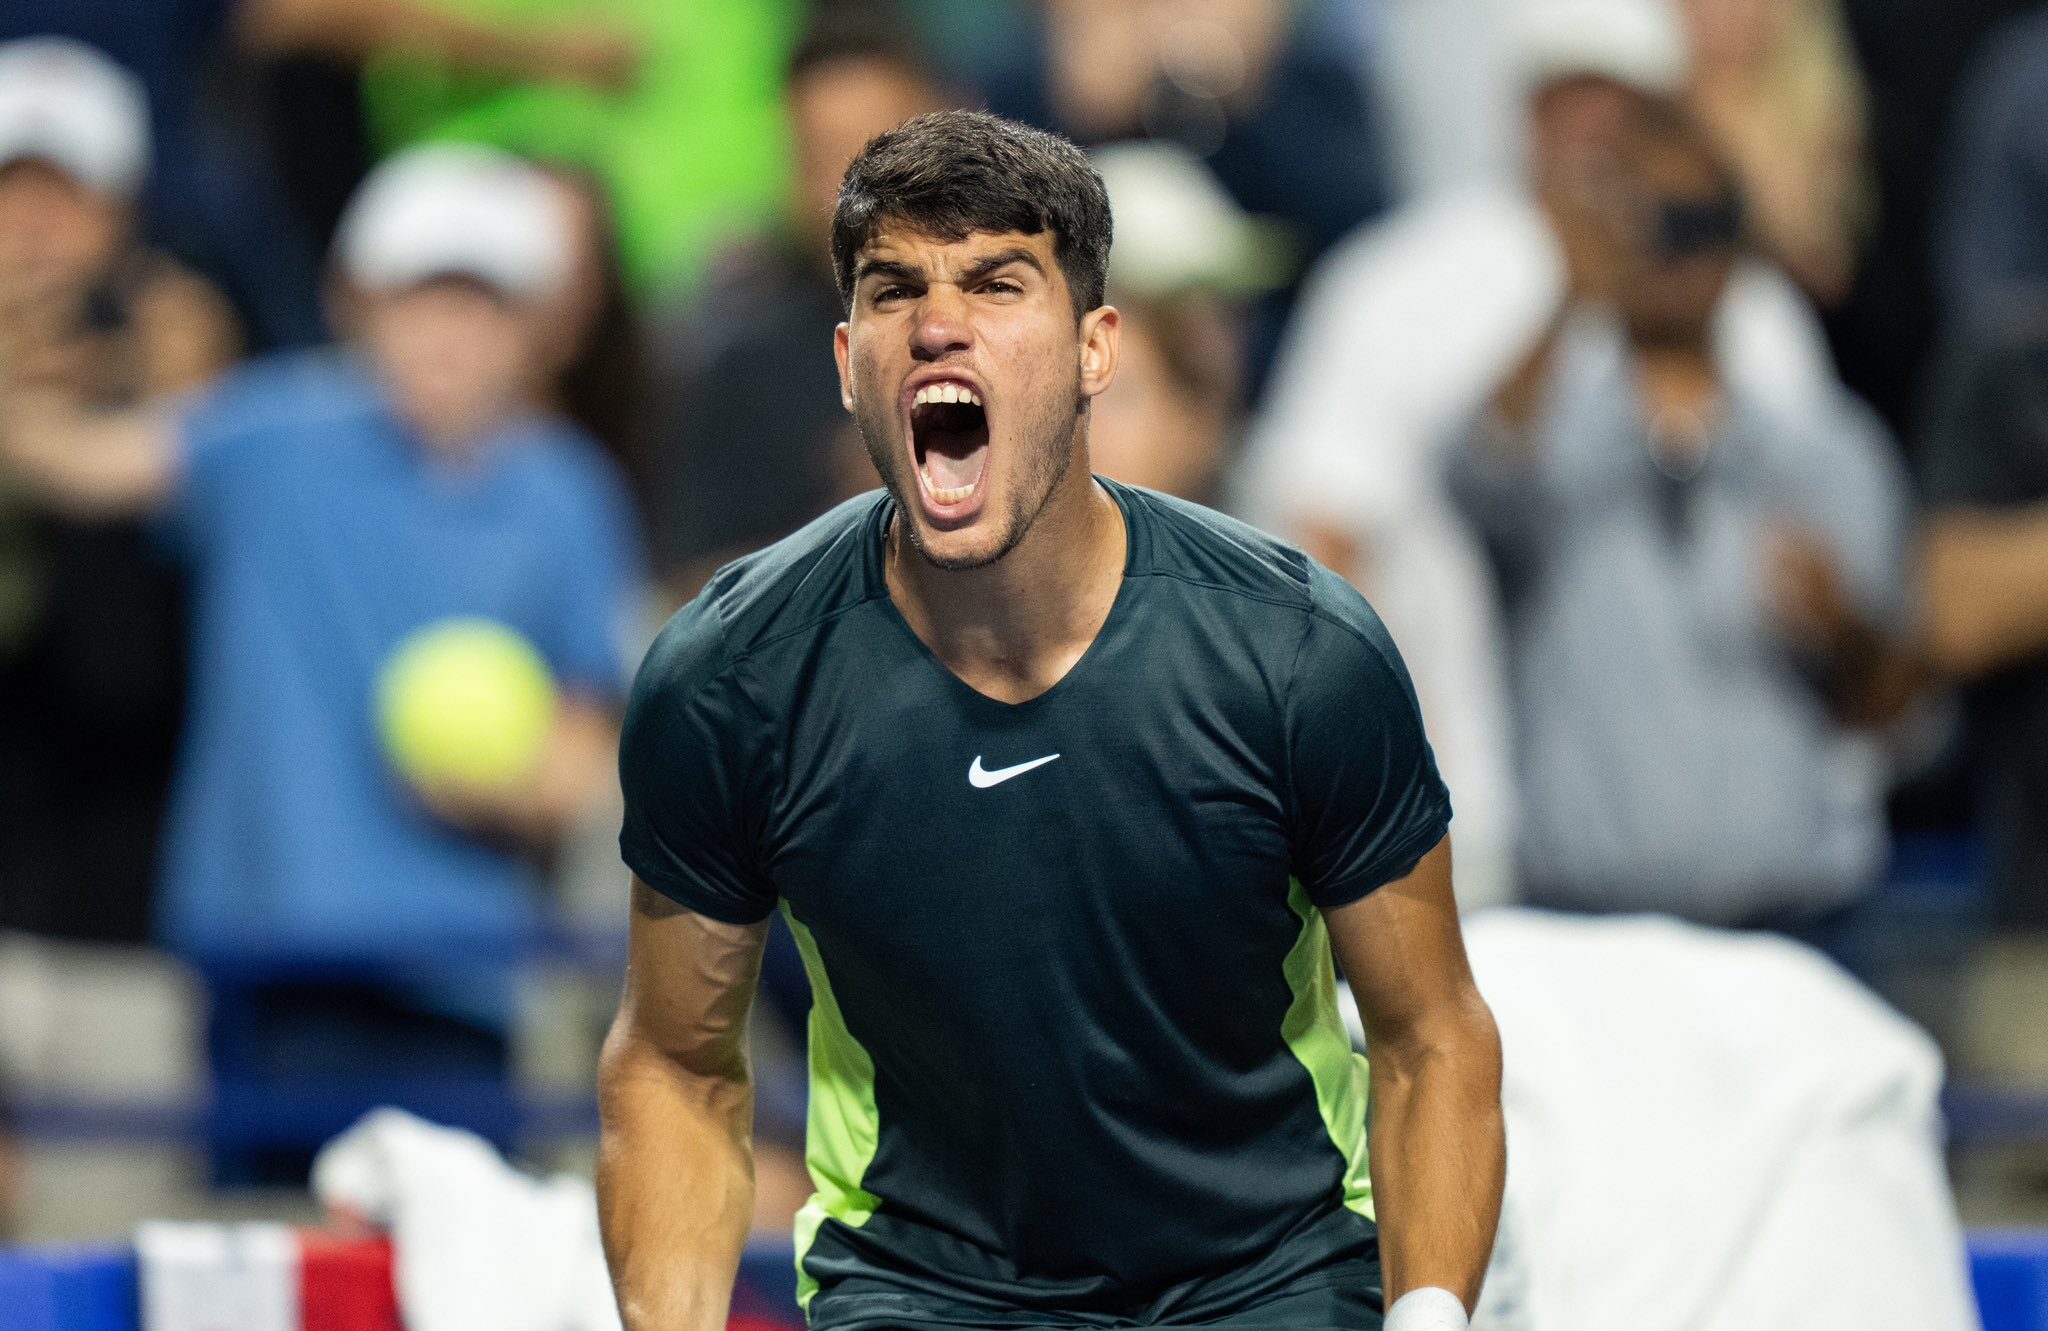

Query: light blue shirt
[156,351,640,1010]
[1448,321,1906,923]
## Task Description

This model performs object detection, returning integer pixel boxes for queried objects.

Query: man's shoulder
[646,491,890,684]
[1119,481,1315,610]
[1125,484,1410,675]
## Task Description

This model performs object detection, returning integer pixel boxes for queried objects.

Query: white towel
[1447,910,1981,1331]
[311,1108,621,1331]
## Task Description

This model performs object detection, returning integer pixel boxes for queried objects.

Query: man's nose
[910,284,972,362]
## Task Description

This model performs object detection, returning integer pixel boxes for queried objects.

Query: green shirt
[363,0,797,295]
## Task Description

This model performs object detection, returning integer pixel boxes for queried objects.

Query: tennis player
[599,111,1503,1331]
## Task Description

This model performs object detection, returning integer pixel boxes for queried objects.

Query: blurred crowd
[3,0,2048,1234]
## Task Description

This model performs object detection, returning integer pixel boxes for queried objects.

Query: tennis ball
[376,618,557,794]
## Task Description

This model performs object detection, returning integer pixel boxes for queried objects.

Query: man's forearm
[1921,507,2048,679]
[597,1040,756,1331]
[1366,1004,1506,1312]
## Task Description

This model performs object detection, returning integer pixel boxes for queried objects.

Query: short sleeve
[1286,563,1453,909]
[618,595,778,924]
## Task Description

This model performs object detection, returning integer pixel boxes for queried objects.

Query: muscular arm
[1919,505,2048,679]
[1326,839,1503,1313]
[598,881,767,1331]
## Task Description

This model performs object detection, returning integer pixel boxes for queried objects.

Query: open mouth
[910,382,990,512]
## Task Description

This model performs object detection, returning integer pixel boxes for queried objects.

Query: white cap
[0,38,151,197]
[335,143,572,302]
[1093,141,1287,300]
[1511,0,1689,97]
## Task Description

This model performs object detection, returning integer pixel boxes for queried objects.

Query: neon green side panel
[781,907,883,1310]
[1281,880,1376,1220]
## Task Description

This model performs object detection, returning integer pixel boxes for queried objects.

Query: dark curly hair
[830,110,1113,316]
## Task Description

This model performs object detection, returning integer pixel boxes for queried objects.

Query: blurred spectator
[0,38,240,943]
[1936,6,2048,321]
[3,0,651,352]
[973,0,1391,389]
[361,0,795,297]
[1446,102,1915,932]
[1918,302,2048,1079]
[653,6,953,596]
[0,143,643,1181]
[237,0,642,260]
[535,167,656,527]
[981,0,1388,265]
[1680,0,1871,307]
[1090,141,1286,502]
[1090,297,1239,505]
[0,7,323,350]
[1829,0,2035,436]
[1234,0,1838,911]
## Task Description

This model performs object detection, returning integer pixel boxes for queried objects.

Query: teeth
[913,383,983,407]
[929,482,975,504]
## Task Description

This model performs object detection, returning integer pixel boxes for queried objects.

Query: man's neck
[1633,341,1723,465]
[886,456,1127,705]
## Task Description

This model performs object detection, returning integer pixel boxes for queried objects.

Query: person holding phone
[1445,98,1921,944]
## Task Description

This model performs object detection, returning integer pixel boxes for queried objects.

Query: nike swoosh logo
[968,753,1062,789]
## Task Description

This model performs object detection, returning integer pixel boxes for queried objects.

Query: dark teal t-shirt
[619,479,1450,1326]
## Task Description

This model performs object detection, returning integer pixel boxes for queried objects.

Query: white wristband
[1385,1286,1470,1331]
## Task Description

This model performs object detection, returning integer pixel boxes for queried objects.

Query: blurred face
[1527,76,1648,194]
[1090,307,1234,502]
[1610,136,1740,347]
[833,226,1119,569]
[354,278,549,449]
[789,58,948,248]
[0,159,126,292]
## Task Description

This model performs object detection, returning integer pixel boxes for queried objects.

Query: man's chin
[902,514,1015,572]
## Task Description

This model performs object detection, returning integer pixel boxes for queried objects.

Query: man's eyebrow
[961,248,1045,283]
[855,257,923,286]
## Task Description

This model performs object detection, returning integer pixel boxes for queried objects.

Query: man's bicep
[1325,837,1475,1047]
[615,878,769,1075]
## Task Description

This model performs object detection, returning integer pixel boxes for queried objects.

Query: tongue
[925,440,986,490]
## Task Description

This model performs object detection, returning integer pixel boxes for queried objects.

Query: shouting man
[600,111,1503,1331]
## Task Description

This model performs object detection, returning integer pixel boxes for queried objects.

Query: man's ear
[1078,304,1121,401]
[833,322,855,413]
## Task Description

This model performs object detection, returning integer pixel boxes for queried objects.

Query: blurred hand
[1765,524,1855,652]
[410,772,528,845]
[408,697,619,847]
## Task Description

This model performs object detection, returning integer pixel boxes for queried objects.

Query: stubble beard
[854,365,1085,573]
